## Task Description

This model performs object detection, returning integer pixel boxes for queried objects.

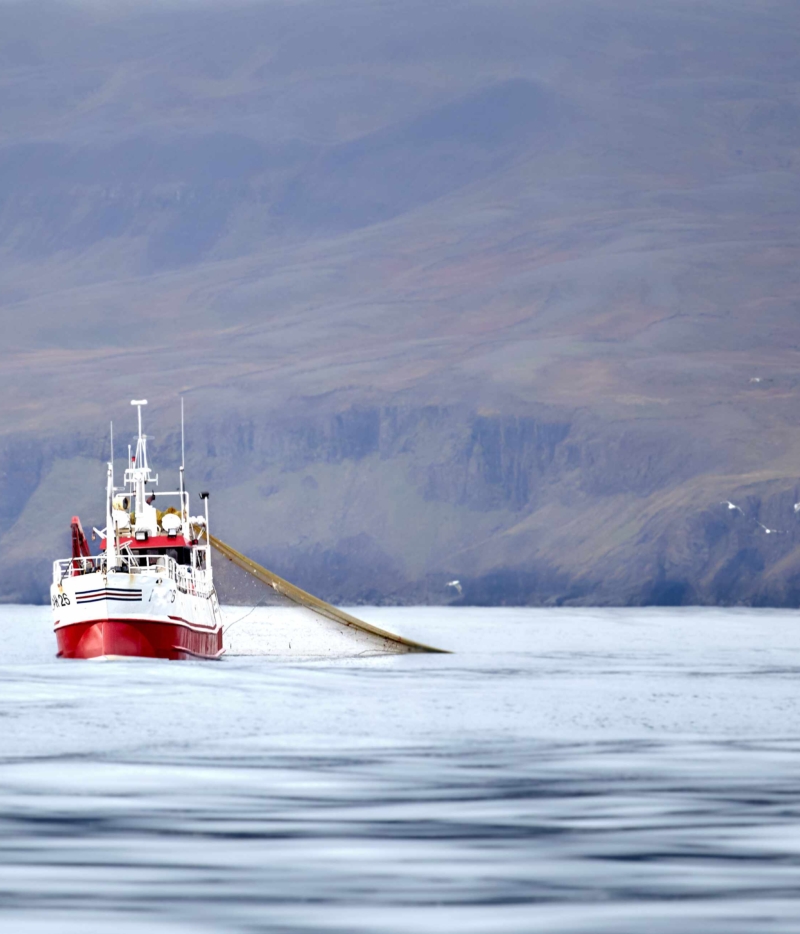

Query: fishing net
[208,534,445,657]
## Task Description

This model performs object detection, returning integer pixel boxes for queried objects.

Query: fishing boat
[51,400,224,660]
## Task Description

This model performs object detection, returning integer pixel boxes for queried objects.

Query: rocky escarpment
[3,404,799,606]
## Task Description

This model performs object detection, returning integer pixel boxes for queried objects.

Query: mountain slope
[1,0,799,604]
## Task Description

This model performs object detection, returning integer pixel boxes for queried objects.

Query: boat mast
[130,399,149,521]
[105,462,117,570]
[179,397,186,525]
[200,491,211,575]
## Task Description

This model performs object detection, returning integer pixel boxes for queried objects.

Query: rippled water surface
[3,605,800,933]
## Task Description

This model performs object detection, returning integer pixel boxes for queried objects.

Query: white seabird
[721,501,743,514]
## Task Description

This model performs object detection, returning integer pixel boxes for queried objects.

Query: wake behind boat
[51,400,223,660]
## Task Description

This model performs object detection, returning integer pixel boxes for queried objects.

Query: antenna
[181,396,185,471]
[110,421,114,489]
[200,491,211,575]
[179,397,186,524]
[131,399,147,444]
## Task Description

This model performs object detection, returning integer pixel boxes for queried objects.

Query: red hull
[56,618,223,660]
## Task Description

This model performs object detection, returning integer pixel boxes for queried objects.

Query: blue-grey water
[3,605,800,933]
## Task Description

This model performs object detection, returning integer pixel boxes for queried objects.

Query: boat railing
[54,555,107,581]
[166,555,214,598]
[52,553,214,596]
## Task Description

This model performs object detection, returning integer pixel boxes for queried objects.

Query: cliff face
[5,404,800,606]
[1,0,800,604]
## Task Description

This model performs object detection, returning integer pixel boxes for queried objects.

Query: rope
[222,592,273,634]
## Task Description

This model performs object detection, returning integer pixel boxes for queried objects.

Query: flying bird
[446,580,463,595]
[721,501,743,514]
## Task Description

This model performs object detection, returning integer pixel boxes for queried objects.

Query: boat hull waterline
[55,617,223,660]
[52,569,224,659]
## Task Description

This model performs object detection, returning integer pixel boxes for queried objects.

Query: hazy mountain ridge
[1,0,799,604]
[5,404,800,606]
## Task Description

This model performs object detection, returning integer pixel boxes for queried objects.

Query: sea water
[2,605,800,933]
